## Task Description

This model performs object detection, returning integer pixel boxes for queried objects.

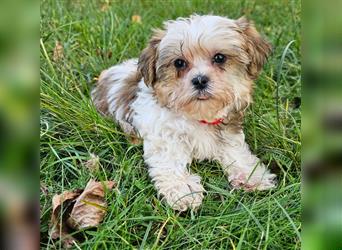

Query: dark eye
[213,53,226,64]
[174,59,187,69]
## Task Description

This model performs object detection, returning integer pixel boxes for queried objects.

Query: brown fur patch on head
[138,29,165,86]
[236,16,272,80]
[136,15,269,122]
[144,15,258,121]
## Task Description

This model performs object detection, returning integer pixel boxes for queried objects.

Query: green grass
[40,0,301,249]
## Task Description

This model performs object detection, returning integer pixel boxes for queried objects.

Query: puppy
[92,15,276,211]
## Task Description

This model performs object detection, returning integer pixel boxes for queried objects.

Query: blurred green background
[303,0,342,249]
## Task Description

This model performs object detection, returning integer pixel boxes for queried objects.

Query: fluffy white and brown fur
[92,15,276,211]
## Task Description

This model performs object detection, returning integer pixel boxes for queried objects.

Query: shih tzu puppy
[91,15,276,211]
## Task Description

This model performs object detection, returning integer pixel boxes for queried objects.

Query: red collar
[199,118,224,125]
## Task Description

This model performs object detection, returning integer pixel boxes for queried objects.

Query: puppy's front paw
[157,175,205,211]
[229,170,277,191]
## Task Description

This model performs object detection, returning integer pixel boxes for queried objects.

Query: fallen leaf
[53,41,64,62]
[84,153,100,172]
[66,179,115,229]
[107,51,113,59]
[51,191,81,212]
[96,48,113,59]
[132,15,142,24]
[49,180,115,248]
[50,190,82,248]
[40,182,49,196]
[100,3,110,12]
[51,229,76,249]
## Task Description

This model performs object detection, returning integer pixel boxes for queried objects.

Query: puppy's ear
[236,17,272,79]
[138,29,165,86]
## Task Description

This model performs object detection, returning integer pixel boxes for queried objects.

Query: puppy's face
[138,15,271,121]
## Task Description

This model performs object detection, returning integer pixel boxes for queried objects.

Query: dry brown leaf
[96,48,113,59]
[50,190,82,248]
[132,15,142,24]
[51,190,81,211]
[100,3,110,12]
[84,153,100,172]
[49,180,115,248]
[66,179,115,229]
[107,50,113,59]
[50,229,76,249]
[40,182,49,196]
[53,41,64,61]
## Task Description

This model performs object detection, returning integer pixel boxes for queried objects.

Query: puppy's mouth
[196,91,211,101]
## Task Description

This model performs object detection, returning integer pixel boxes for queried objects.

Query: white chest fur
[131,81,222,161]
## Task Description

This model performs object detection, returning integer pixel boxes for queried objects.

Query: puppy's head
[138,15,271,121]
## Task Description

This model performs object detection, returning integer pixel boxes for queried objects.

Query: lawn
[40,0,301,249]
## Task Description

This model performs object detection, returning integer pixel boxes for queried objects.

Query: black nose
[191,75,209,90]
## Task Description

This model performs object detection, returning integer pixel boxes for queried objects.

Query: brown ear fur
[138,29,165,86]
[237,17,272,80]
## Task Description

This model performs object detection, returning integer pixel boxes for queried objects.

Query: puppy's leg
[218,131,276,191]
[144,138,204,211]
